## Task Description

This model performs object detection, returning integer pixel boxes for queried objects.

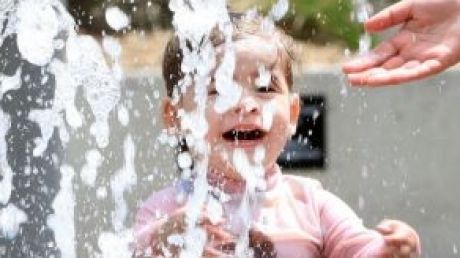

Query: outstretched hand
[343,0,460,86]
[376,219,420,257]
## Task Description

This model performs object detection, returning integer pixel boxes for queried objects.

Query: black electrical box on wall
[277,95,325,169]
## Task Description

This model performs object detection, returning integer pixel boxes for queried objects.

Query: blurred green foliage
[272,0,365,49]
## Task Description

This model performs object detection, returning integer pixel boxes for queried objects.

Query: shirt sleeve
[317,189,389,258]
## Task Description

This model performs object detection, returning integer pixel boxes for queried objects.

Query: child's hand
[376,219,420,257]
[148,208,187,257]
[149,207,234,258]
[202,224,235,257]
[204,229,277,258]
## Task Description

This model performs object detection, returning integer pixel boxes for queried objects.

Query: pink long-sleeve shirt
[134,166,420,257]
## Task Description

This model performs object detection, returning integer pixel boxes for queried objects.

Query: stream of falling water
[353,0,372,55]
[341,0,373,96]
[0,0,287,256]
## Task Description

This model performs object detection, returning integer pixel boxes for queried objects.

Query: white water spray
[0,0,290,256]
[353,0,373,55]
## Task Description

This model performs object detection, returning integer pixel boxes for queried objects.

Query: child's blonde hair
[162,13,295,98]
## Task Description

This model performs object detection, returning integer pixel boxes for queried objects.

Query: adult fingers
[365,0,413,32]
[382,56,406,70]
[342,40,398,73]
[347,59,443,86]
[343,27,422,74]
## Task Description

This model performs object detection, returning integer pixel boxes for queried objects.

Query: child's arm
[318,189,421,257]
[376,219,421,257]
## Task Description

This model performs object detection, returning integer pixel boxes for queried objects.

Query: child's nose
[233,95,260,115]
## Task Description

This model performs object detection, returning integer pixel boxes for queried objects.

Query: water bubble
[358,195,365,210]
[361,165,368,178]
[254,145,266,166]
[47,165,76,258]
[0,203,28,239]
[111,135,137,232]
[419,207,426,214]
[153,90,160,99]
[16,0,59,66]
[81,149,103,187]
[214,45,241,114]
[352,0,373,54]
[262,100,275,131]
[96,187,108,200]
[358,33,371,55]
[117,105,130,127]
[206,196,223,225]
[53,39,65,50]
[102,36,122,60]
[0,112,12,205]
[255,65,271,89]
[177,151,193,169]
[0,68,21,95]
[67,34,121,148]
[167,233,185,247]
[268,0,289,21]
[98,230,134,258]
[105,6,130,31]
[412,128,421,136]
[29,109,61,157]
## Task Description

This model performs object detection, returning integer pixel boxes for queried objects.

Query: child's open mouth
[222,128,267,142]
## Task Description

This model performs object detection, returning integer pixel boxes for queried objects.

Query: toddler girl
[133,14,420,258]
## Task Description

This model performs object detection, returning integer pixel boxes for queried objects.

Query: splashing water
[167,0,290,256]
[353,0,373,55]
[0,0,290,256]
[111,134,137,232]
[341,0,373,96]
[105,6,131,32]
[0,111,12,205]
[0,0,125,256]
[167,0,232,255]
[48,165,76,258]
[0,203,27,239]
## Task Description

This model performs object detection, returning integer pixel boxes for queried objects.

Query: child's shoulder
[279,174,330,205]
[282,174,324,192]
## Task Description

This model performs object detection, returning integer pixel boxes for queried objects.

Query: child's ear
[289,93,300,135]
[162,97,179,132]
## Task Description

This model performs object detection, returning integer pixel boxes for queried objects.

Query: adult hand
[376,219,420,257]
[343,0,460,86]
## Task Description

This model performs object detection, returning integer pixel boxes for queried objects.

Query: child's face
[165,36,300,180]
